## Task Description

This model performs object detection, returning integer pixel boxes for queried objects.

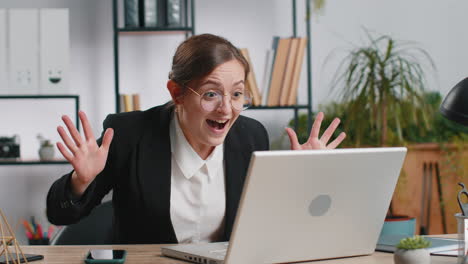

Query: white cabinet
[8,9,39,94]
[39,9,69,94]
[0,8,69,95]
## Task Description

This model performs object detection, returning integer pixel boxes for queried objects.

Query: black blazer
[46,104,269,244]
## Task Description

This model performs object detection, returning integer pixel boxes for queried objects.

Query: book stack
[124,0,187,28]
[263,36,307,106]
[240,37,307,107]
[119,93,141,112]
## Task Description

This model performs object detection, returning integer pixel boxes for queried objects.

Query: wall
[1,0,468,244]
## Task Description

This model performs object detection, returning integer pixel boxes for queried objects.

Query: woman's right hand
[56,111,114,196]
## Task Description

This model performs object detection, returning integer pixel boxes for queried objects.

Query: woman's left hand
[285,112,346,150]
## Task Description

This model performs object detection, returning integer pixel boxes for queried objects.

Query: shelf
[248,105,309,110]
[117,27,193,33]
[0,94,78,99]
[0,95,80,131]
[0,159,69,165]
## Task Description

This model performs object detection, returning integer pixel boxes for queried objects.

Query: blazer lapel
[137,105,177,242]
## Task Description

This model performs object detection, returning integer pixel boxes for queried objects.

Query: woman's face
[176,59,245,158]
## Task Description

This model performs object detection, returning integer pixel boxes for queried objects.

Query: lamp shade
[440,77,468,126]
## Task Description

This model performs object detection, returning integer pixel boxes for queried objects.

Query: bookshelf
[112,0,312,131]
[112,0,195,113]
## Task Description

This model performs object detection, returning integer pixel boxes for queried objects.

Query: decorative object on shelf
[394,236,431,264]
[0,208,29,264]
[37,134,55,161]
[0,135,20,159]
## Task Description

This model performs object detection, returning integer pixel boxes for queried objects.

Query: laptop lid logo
[308,195,332,216]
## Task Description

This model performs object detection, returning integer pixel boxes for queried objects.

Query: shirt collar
[170,113,223,181]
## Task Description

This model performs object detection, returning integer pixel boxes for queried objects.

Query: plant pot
[394,248,430,264]
[39,145,55,160]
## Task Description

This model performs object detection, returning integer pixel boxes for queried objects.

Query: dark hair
[169,34,250,90]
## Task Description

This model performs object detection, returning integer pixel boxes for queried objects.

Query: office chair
[50,201,113,245]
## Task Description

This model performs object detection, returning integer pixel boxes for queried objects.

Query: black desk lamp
[440,77,468,126]
[440,77,468,218]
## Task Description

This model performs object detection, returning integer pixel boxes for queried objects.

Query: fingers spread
[100,128,114,152]
[285,127,301,150]
[56,142,73,162]
[57,126,78,154]
[320,118,341,144]
[62,115,83,147]
[79,111,95,142]
[309,112,324,141]
[326,132,346,149]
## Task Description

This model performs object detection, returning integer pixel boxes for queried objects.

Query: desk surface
[12,244,455,264]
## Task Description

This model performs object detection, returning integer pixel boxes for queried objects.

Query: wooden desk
[12,244,456,264]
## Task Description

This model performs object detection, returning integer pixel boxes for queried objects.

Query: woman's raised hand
[56,111,113,195]
[286,112,346,150]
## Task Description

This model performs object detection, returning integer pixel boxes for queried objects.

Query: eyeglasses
[186,86,252,112]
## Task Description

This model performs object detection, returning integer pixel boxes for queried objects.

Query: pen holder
[456,213,468,263]
[28,238,49,245]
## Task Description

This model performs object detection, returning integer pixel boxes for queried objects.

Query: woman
[46,34,346,244]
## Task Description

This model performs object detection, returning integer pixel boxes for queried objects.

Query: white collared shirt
[169,114,226,243]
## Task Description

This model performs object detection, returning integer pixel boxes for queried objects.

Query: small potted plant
[37,134,55,161]
[394,236,431,264]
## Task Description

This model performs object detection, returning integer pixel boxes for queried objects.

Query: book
[376,234,460,253]
[132,93,141,110]
[260,49,274,106]
[122,94,133,112]
[279,38,299,106]
[124,0,140,27]
[240,48,261,106]
[140,0,158,27]
[267,37,292,106]
[287,37,307,106]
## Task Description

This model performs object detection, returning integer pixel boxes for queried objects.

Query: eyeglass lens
[200,90,252,111]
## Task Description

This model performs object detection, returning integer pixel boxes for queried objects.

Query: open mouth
[207,119,229,130]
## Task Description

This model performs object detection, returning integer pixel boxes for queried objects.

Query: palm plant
[330,32,436,146]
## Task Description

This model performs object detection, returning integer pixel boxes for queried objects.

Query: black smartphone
[85,249,127,264]
[0,253,44,264]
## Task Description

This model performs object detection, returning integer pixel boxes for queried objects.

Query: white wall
[1,0,468,244]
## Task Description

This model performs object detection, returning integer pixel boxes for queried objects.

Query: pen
[25,230,33,240]
[37,224,43,239]
[22,219,35,236]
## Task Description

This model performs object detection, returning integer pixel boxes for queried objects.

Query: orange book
[287,37,307,106]
[132,93,141,110]
[267,38,292,106]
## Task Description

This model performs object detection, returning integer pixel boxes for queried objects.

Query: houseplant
[394,236,431,264]
[329,32,436,147]
[285,32,468,233]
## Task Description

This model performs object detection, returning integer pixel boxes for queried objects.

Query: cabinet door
[8,9,39,94]
[39,8,69,94]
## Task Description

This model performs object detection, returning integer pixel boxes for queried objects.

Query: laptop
[162,147,407,264]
